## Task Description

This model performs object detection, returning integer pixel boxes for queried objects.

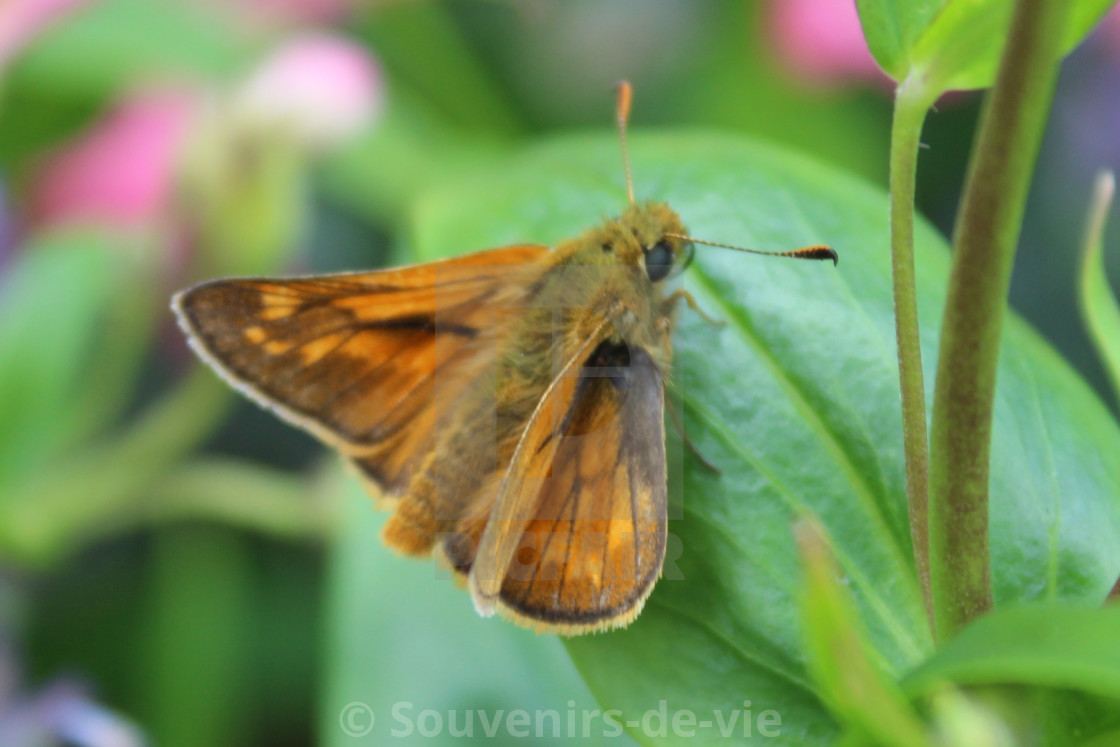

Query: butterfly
[172,82,836,634]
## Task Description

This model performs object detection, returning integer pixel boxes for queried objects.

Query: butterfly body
[372,201,692,630]
[173,82,835,634]
[174,200,692,633]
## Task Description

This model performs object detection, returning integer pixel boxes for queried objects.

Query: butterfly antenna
[665,233,838,265]
[616,80,636,206]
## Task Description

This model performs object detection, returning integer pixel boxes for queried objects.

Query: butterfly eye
[644,240,674,282]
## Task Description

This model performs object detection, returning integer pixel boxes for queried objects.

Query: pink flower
[0,181,15,270]
[31,88,199,230]
[766,0,886,89]
[0,0,94,70]
[236,33,382,149]
[233,0,352,26]
[1099,3,1120,60]
[29,34,381,232]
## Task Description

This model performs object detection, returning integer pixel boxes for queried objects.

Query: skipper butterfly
[172,83,835,634]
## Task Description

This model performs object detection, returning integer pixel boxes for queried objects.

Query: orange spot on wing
[260,305,295,321]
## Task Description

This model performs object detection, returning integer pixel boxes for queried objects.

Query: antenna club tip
[797,245,837,265]
[615,80,633,120]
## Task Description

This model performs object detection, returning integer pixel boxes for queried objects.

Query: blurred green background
[1,0,1118,745]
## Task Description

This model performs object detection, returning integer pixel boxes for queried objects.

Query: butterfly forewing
[173,245,549,495]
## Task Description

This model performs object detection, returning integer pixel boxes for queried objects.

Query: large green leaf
[902,604,1120,742]
[855,0,944,79]
[902,605,1120,699]
[856,0,1116,93]
[909,0,1115,94]
[398,131,1120,744]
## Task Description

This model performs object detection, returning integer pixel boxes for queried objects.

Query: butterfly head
[610,83,693,284]
[611,81,836,273]
[610,201,693,283]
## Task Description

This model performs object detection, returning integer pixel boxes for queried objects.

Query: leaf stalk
[888,72,939,640]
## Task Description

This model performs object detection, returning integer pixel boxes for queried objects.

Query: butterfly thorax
[404,202,686,538]
[492,200,687,403]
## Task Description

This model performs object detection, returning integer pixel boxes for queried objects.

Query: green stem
[138,527,253,746]
[1077,170,1120,411]
[140,458,337,540]
[0,367,231,566]
[889,73,939,640]
[928,0,1073,639]
[61,250,160,450]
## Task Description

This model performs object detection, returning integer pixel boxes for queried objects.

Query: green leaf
[1081,729,1120,746]
[1078,172,1120,411]
[0,233,119,487]
[856,0,1116,92]
[924,687,1018,747]
[902,605,1120,699]
[404,131,1120,743]
[855,0,945,79]
[0,0,245,174]
[797,519,927,747]
[5,0,243,99]
[911,0,1115,93]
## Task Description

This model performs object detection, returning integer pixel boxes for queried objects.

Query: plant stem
[1078,170,1120,411]
[889,73,939,640]
[0,367,231,565]
[142,458,337,540]
[928,0,1073,639]
[1109,574,1120,605]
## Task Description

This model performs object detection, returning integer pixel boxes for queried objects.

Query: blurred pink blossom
[767,0,886,89]
[31,88,199,229]
[30,34,380,232]
[236,33,382,148]
[0,0,93,70]
[1100,3,1120,60]
[0,181,15,270]
[227,0,352,26]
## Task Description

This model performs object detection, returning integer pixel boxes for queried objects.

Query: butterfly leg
[661,289,724,328]
[664,395,721,474]
[383,484,441,555]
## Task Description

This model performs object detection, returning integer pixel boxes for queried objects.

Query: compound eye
[645,240,674,282]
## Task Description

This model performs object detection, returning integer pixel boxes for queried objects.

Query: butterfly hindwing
[508,345,667,631]
[451,325,668,633]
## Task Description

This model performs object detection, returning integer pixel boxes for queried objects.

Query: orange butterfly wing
[449,323,669,633]
[172,245,550,496]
